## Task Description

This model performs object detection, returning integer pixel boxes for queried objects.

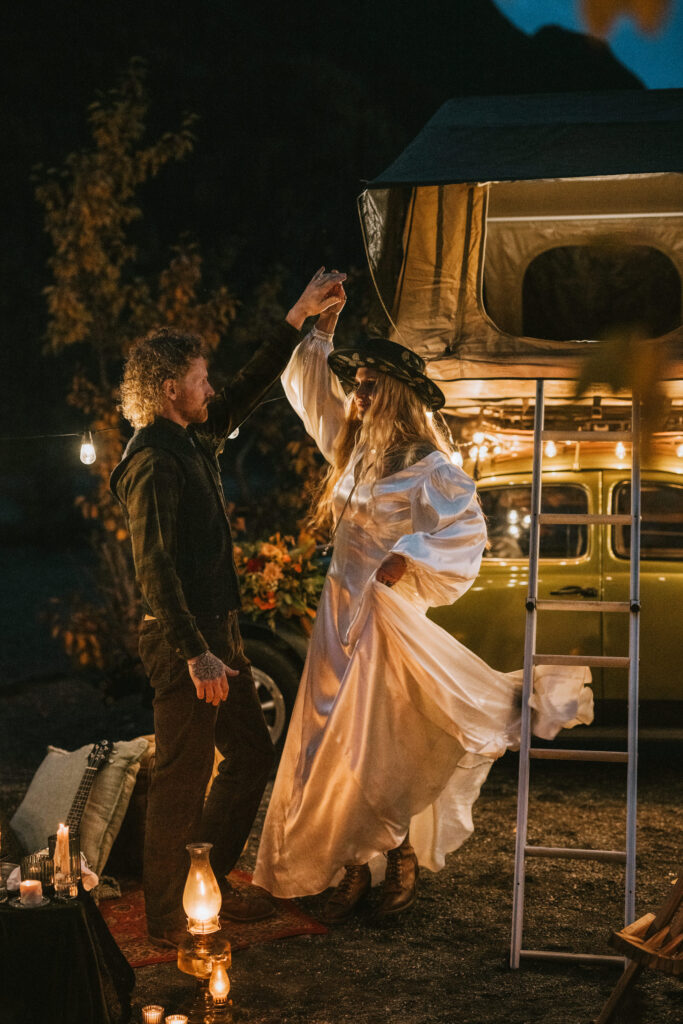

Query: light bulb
[478,445,489,459]
[507,510,519,524]
[473,431,485,446]
[493,445,502,455]
[228,427,240,440]
[209,955,231,1003]
[544,440,557,458]
[80,431,96,465]
[615,441,626,460]
[469,445,479,461]
[677,442,683,459]
[450,450,464,467]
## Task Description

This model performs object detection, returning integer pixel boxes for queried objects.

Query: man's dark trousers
[139,612,275,934]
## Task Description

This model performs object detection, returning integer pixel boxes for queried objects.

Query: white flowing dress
[253,329,592,898]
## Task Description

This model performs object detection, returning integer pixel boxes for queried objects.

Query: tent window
[522,244,681,342]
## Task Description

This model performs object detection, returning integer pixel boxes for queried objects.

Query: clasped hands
[286,267,347,331]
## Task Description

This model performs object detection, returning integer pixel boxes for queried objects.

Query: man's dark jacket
[111,321,300,660]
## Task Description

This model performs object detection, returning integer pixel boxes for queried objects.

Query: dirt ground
[1,676,682,1024]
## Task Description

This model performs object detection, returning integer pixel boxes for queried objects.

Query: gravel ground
[1,676,682,1024]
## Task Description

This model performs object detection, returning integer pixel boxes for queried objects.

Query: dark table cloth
[0,890,133,1024]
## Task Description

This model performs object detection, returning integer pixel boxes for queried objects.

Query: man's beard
[179,399,209,424]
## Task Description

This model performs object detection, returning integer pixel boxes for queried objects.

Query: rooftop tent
[358,90,683,404]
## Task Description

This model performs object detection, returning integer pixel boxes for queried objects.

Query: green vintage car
[429,442,683,728]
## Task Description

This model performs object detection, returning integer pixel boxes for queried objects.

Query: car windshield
[480,484,589,560]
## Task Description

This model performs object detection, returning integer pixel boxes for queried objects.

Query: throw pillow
[10,737,149,875]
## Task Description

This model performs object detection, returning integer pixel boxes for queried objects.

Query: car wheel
[244,638,301,757]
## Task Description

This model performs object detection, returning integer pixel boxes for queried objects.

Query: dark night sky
[0,0,645,534]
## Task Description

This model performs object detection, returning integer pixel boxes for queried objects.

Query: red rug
[99,870,327,968]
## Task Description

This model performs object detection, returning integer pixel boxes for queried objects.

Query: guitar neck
[65,767,99,831]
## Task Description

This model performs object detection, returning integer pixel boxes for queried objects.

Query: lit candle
[209,955,230,1003]
[55,823,69,878]
[19,879,43,906]
[164,1016,188,1024]
[141,1007,165,1024]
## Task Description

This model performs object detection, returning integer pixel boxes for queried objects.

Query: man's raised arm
[200,268,346,442]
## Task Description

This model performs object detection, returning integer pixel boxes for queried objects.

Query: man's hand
[376,553,407,588]
[286,267,347,330]
[188,650,238,705]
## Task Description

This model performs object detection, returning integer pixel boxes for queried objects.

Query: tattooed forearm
[188,650,226,681]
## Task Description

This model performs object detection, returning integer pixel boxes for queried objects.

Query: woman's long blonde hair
[310,371,452,532]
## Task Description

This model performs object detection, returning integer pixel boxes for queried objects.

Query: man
[111,268,346,947]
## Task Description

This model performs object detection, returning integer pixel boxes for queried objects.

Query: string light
[478,444,489,459]
[472,431,485,446]
[615,441,626,460]
[544,440,557,458]
[79,431,97,465]
[469,445,479,461]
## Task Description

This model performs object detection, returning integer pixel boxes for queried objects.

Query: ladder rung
[520,949,625,966]
[533,654,630,668]
[525,845,627,864]
[539,513,631,525]
[536,599,630,613]
[541,430,632,443]
[529,748,629,764]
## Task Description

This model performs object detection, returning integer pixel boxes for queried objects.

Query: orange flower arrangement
[233,533,328,632]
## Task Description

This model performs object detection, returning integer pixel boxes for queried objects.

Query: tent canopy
[370,90,683,186]
[358,91,683,403]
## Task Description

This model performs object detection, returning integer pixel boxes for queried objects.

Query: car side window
[612,481,683,561]
[480,485,589,560]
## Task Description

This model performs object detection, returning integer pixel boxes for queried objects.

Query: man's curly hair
[119,327,207,429]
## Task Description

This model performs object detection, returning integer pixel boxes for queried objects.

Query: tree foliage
[580,0,671,35]
[38,60,237,693]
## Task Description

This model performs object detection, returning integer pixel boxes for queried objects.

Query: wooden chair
[595,872,683,1023]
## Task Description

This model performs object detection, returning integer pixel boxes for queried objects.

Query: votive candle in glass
[141,1007,165,1024]
[164,1016,188,1024]
[19,879,43,906]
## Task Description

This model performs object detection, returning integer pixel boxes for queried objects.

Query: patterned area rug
[99,870,327,968]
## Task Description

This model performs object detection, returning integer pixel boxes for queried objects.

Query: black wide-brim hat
[327,336,445,411]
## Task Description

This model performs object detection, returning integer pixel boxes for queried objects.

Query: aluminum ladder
[510,379,642,968]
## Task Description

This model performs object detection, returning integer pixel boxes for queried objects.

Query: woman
[253,282,591,922]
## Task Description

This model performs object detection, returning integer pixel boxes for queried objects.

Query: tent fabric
[484,212,683,338]
[369,90,683,187]
[358,91,683,399]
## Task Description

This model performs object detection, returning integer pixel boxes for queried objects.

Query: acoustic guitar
[65,739,113,831]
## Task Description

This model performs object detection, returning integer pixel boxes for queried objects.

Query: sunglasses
[351,379,377,395]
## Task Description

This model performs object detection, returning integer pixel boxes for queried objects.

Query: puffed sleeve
[391,457,487,608]
[281,327,348,463]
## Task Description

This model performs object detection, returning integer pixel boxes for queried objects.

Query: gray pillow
[10,738,149,874]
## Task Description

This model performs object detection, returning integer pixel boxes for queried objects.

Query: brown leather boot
[376,840,419,919]
[321,863,371,924]
[219,880,275,922]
